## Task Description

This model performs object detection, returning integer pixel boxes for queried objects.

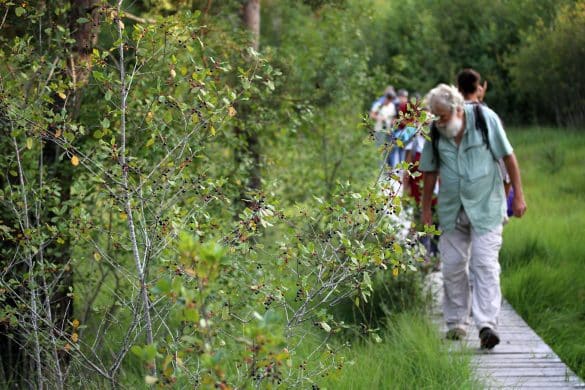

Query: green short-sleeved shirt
[419,104,513,234]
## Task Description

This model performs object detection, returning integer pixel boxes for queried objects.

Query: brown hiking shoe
[479,327,500,349]
[446,328,466,341]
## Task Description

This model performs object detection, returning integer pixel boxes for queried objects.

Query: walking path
[426,271,585,389]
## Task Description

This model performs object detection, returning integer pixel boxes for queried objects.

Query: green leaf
[76,17,90,24]
[155,278,171,293]
[363,272,373,291]
[143,344,157,361]
[183,308,199,322]
[92,71,106,82]
[130,345,142,357]
[221,305,230,320]
[393,242,403,256]
[15,7,26,17]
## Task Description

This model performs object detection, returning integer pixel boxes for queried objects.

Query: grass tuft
[502,127,585,379]
[323,312,479,389]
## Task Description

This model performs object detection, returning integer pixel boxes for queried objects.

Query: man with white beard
[419,84,527,349]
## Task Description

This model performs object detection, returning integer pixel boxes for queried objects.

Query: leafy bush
[0,2,429,387]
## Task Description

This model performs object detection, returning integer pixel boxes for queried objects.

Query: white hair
[424,83,464,114]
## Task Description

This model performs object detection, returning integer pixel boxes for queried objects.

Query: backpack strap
[430,103,496,167]
[473,103,497,161]
[430,122,440,167]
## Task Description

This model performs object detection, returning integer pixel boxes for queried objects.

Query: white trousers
[439,208,503,331]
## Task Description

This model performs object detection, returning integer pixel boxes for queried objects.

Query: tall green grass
[502,127,585,379]
[323,312,479,390]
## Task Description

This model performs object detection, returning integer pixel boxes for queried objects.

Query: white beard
[437,117,463,138]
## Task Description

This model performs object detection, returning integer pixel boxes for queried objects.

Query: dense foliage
[1,0,583,388]
[0,1,426,387]
[365,0,584,126]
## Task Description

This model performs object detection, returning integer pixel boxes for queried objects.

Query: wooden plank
[425,271,585,389]
[475,355,560,360]
[468,343,555,354]
[487,376,585,389]
[475,363,568,369]
[474,361,565,367]
[476,367,573,376]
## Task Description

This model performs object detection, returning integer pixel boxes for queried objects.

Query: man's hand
[422,207,433,227]
[421,171,438,227]
[503,153,527,219]
[512,192,527,218]
[402,174,411,197]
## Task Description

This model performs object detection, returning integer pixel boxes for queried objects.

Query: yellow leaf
[183,268,197,277]
[170,68,177,78]
[146,138,155,147]
[71,332,79,343]
[392,268,399,277]
[71,155,80,166]
[319,321,331,333]
[144,375,158,385]
[63,343,71,352]
[93,252,102,262]
[392,242,403,256]
[26,138,33,150]
[228,106,237,117]
[72,319,80,329]
[120,212,128,221]
[58,91,67,100]
[146,111,153,123]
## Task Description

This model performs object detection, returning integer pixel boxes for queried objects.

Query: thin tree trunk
[12,134,44,389]
[243,0,260,51]
[115,0,155,376]
[41,0,100,379]
[1,1,99,385]
[235,0,262,203]
[68,0,101,115]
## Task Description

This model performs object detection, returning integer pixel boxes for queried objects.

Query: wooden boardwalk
[426,271,585,389]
